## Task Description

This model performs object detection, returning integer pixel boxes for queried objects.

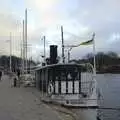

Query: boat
[35,45,98,108]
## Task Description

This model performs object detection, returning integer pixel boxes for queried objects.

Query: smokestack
[50,45,58,64]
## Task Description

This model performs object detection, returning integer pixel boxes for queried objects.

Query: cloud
[0,6,23,56]
[0,0,120,60]
[25,0,60,28]
[24,0,120,60]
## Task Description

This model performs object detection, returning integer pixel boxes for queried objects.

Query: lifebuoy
[48,83,54,96]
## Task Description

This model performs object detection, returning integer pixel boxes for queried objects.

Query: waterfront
[97,74,120,120]
[74,74,120,120]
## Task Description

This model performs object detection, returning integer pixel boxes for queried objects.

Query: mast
[61,26,65,63]
[10,32,12,72]
[43,36,46,63]
[22,20,25,73]
[25,9,27,73]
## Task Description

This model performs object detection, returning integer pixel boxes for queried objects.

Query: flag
[79,39,93,45]
[65,39,93,48]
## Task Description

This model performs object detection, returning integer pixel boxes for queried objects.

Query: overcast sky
[0,0,120,61]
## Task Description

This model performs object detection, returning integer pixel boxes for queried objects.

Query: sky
[0,0,120,61]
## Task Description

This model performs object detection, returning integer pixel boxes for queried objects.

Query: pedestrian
[17,69,20,79]
[17,69,21,87]
[13,77,17,87]
[0,70,2,81]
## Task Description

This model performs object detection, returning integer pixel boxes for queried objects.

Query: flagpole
[92,33,98,105]
[93,33,96,76]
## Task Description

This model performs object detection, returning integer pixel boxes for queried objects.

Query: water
[73,74,120,120]
[97,74,120,120]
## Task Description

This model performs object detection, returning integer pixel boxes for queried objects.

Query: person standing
[0,71,2,81]
[13,77,17,87]
[17,69,21,87]
[17,69,20,79]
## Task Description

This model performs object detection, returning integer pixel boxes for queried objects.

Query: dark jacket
[17,69,20,77]
[0,71,2,76]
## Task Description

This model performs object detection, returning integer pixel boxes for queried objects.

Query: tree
[107,51,118,58]
[84,53,93,60]
[96,52,104,71]
[0,55,36,72]
[70,51,120,72]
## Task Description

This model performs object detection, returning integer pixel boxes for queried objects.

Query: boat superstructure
[35,63,98,107]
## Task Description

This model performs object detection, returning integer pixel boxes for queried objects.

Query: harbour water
[74,74,120,120]
[97,74,120,120]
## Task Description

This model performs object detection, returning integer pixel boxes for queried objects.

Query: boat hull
[46,89,98,108]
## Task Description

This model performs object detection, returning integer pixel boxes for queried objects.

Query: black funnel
[50,45,58,64]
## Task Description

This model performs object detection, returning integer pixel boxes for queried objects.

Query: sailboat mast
[25,9,27,73]
[22,20,25,73]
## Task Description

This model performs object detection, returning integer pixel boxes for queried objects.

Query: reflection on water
[72,109,98,120]
[70,74,120,120]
